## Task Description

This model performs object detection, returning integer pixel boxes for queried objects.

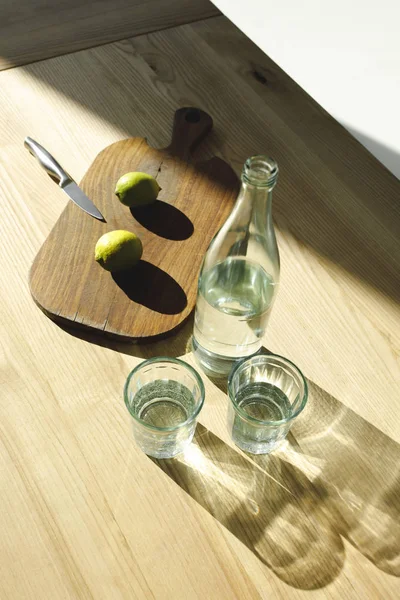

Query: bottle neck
[236,180,274,223]
[238,155,278,222]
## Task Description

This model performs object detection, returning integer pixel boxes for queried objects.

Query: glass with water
[124,357,204,459]
[227,353,308,454]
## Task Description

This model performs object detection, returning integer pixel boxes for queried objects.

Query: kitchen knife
[24,137,105,221]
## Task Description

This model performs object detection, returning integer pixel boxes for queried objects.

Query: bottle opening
[242,155,278,187]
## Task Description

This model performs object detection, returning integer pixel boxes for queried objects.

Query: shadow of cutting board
[29,108,239,341]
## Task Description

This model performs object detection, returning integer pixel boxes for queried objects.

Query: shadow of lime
[112,260,187,315]
[130,200,194,241]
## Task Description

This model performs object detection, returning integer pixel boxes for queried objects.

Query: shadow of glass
[112,260,187,314]
[152,422,344,590]
[151,378,400,588]
[130,200,194,240]
[284,380,400,577]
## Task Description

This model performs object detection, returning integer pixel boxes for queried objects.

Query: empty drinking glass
[124,357,205,459]
[227,353,308,454]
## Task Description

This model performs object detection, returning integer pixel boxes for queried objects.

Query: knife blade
[24,137,105,221]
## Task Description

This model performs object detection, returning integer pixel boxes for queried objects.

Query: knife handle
[24,137,71,187]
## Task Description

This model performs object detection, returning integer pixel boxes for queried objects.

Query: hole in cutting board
[112,261,187,315]
[185,109,201,123]
[130,201,194,241]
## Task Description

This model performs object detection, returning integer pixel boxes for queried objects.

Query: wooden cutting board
[29,108,239,341]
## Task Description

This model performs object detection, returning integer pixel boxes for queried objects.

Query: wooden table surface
[0,5,399,599]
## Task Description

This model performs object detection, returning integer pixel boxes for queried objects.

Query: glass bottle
[192,155,280,378]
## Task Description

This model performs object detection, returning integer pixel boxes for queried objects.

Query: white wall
[213,0,400,178]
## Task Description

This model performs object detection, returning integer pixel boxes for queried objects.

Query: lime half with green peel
[95,230,143,272]
[115,172,161,207]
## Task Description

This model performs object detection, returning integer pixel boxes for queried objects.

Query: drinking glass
[227,353,308,454]
[124,357,205,459]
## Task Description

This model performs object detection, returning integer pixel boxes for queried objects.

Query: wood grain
[0,0,220,71]
[0,14,399,600]
[29,107,238,340]
[156,376,400,590]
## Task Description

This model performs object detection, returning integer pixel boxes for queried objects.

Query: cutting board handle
[167,107,213,159]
